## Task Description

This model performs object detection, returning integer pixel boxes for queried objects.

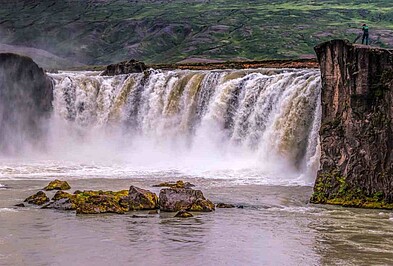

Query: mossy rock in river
[45,189,129,214]
[174,210,193,218]
[153,180,195,189]
[216,203,236,208]
[44,179,71,191]
[128,186,159,211]
[159,188,215,212]
[24,191,50,205]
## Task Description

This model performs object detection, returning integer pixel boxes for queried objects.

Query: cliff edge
[311,40,393,208]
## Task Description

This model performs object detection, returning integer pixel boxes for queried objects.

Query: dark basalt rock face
[311,39,393,208]
[0,53,53,154]
[102,59,147,76]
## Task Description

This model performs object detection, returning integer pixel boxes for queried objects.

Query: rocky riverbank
[311,39,393,209]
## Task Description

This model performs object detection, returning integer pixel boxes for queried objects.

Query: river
[1,68,392,265]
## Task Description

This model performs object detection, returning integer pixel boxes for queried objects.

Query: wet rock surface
[216,203,236,208]
[44,180,71,191]
[43,190,129,214]
[159,188,215,212]
[153,180,195,189]
[175,210,193,218]
[127,186,159,210]
[102,59,147,76]
[24,191,50,205]
[311,39,393,208]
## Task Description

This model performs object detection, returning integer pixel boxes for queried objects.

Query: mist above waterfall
[12,68,319,185]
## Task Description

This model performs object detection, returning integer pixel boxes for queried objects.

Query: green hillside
[1,0,392,68]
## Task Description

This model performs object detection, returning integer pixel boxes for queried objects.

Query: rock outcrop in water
[23,181,215,215]
[0,53,53,154]
[127,186,159,210]
[24,191,50,205]
[102,59,147,76]
[44,180,71,191]
[159,188,215,212]
[311,40,393,208]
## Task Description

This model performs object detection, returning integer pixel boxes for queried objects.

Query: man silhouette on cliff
[362,24,369,45]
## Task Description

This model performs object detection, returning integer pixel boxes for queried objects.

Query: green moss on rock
[44,179,71,191]
[128,186,159,211]
[175,210,193,218]
[24,191,50,205]
[311,170,393,209]
[47,189,129,214]
[152,180,195,189]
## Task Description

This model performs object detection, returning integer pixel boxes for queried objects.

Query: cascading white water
[35,68,321,185]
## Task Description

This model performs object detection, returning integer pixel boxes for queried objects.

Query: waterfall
[44,68,321,185]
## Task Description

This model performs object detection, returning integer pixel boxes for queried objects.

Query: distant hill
[1,0,392,69]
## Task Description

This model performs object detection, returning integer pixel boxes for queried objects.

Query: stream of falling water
[0,68,321,185]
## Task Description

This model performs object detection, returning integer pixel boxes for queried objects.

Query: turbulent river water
[1,68,393,265]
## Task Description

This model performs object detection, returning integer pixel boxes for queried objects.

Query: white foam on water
[0,208,17,213]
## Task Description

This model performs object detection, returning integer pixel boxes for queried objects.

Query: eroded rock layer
[311,40,393,208]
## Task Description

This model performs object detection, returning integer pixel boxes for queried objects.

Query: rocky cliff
[311,40,393,208]
[0,53,53,154]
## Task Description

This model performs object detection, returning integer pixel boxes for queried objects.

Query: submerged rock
[127,186,159,211]
[216,203,236,208]
[159,188,215,212]
[153,180,195,189]
[44,180,71,191]
[174,210,193,218]
[24,191,50,205]
[14,203,25,207]
[43,198,74,210]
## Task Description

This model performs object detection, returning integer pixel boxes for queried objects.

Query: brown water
[1,178,393,266]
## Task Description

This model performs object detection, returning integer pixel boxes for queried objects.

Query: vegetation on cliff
[311,39,393,209]
[1,0,393,68]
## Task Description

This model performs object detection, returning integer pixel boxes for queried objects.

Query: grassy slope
[0,0,392,68]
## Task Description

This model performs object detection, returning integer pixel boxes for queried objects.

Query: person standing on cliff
[362,24,369,45]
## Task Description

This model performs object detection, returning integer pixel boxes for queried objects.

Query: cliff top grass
[1,0,393,68]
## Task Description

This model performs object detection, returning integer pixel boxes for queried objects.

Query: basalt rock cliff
[0,53,53,154]
[311,40,393,208]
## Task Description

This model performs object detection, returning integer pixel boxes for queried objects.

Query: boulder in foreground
[127,186,159,210]
[159,188,215,212]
